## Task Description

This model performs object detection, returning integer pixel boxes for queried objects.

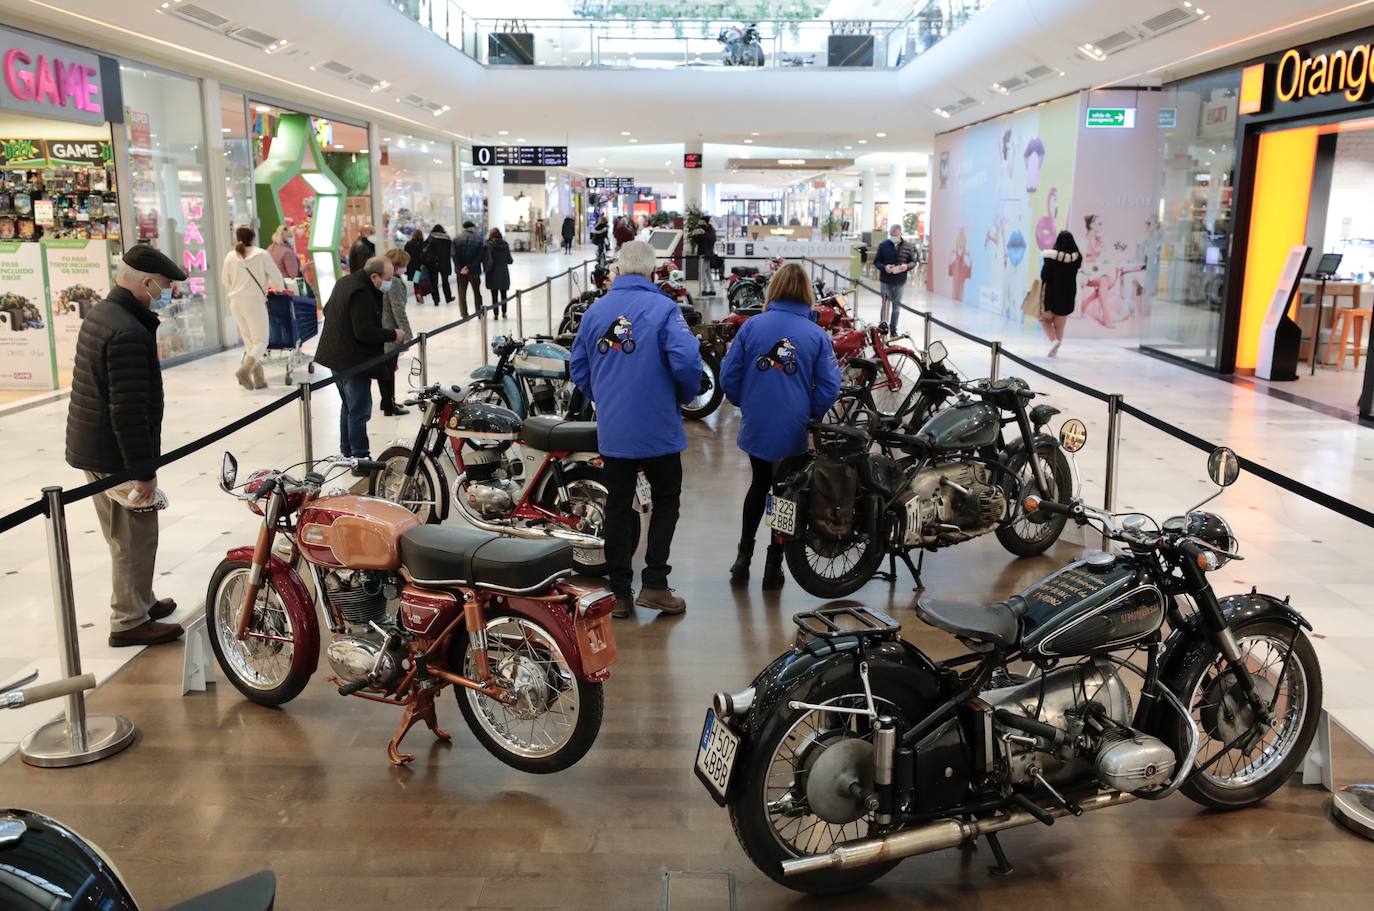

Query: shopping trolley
[265,291,319,385]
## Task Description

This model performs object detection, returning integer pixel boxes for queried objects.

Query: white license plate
[695,708,741,804]
[634,471,652,513]
[766,495,797,536]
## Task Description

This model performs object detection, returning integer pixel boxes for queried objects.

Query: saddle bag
[809,452,860,540]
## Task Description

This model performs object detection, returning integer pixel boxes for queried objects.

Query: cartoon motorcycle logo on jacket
[596,315,637,354]
[756,337,799,375]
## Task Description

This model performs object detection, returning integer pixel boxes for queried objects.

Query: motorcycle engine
[901,461,1007,546]
[323,570,407,691]
[985,659,1176,795]
[465,478,521,517]
[464,442,514,482]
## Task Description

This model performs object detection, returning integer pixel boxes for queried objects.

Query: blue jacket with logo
[720,299,841,461]
[570,275,703,458]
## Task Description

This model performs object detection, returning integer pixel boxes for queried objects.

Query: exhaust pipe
[450,472,605,550]
[781,790,1135,877]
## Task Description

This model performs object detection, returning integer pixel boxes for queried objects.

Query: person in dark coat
[65,244,187,647]
[484,228,514,318]
[613,216,636,249]
[560,215,575,254]
[422,224,453,306]
[690,214,718,296]
[873,223,918,334]
[313,255,405,460]
[402,227,425,281]
[452,221,485,318]
[1039,230,1082,357]
[591,216,609,262]
[347,224,376,274]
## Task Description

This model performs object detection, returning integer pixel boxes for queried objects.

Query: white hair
[889,224,903,236]
[114,260,155,288]
[615,240,656,277]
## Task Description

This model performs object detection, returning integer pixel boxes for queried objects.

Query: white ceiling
[6,0,1373,184]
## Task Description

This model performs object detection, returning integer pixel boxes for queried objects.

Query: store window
[379,133,454,250]
[220,89,254,237]
[1140,70,1241,369]
[121,62,220,362]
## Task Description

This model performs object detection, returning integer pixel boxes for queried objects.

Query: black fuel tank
[443,401,523,440]
[1018,555,1166,658]
[916,402,1000,453]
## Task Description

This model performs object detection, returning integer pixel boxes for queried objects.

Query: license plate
[766,495,797,536]
[694,708,741,805]
[634,471,652,513]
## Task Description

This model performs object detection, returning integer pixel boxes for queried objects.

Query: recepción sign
[0,27,106,126]
[1084,107,1136,129]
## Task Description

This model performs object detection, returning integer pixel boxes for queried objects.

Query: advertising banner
[0,241,54,389]
[44,238,110,387]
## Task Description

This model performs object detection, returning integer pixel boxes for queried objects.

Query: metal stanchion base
[20,713,136,768]
[1332,785,1374,840]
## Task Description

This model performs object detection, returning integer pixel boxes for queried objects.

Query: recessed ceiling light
[620,131,631,136]
[933,108,950,118]
[220,127,231,133]
[516,138,525,142]
[751,132,759,136]
[498,130,509,135]
[875,132,886,138]
[858,139,868,144]
[1194,6,1205,13]
[1078,43,1107,62]
[744,139,753,144]
[629,138,638,143]
[599,157,606,163]
[844,145,853,149]
[255,105,272,113]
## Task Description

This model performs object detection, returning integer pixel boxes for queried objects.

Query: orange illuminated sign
[1244,42,1374,116]
[1239,64,1267,115]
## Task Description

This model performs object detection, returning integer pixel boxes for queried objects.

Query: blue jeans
[337,374,372,458]
[882,280,905,334]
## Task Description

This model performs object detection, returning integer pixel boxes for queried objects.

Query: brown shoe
[636,588,686,615]
[611,595,634,619]
[148,597,176,620]
[109,619,184,648]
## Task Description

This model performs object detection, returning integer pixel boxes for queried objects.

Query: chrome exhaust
[780,790,1136,877]
[450,472,605,550]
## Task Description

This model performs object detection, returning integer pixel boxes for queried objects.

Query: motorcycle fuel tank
[297,496,420,570]
[1017,556,1166,658]
[514,340,571,379]
[444,401,523,440]
[916,402,1000,453]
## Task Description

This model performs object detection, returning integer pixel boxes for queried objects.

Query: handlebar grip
[1025,496,1075,518]
[352,459,386,473]
[11,673,96,706]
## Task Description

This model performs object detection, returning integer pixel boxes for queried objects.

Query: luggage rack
[792,605,901,641]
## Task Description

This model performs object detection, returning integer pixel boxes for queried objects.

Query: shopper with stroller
[221,226,286,390]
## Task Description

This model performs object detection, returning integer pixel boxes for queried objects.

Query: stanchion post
[1103,394,1122,549]
[480,300,490,366]
[515,290,524,337]
[567,270,573,307]
[418,332,429,387]
[923,312,932,351]
[298,381,313,472]
[546,279,553,334]
[20,487,136,767]
[989,341,1001,382]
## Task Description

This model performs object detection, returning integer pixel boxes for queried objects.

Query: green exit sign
[1085,107,1136,128]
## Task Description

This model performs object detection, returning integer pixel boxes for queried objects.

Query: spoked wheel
[995,443,1072,557]
[455,613,604,774]
[782,506,887,599]
[869,349,922,417]
[681,350,725,421]
[205,559,310,706]
[535,463,632,576]
[731,283,764,312]
[1163,619,1322,809]
[369,444,444,524]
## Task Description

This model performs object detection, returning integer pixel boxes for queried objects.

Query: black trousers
[376,355,398,410]
[603,453,682,597]
[429,271,452,305]
[740,456,774,548]
[457,272,482,316]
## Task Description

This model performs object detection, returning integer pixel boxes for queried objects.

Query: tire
[783,501,888,599]
[731,282,764,312]
[756,357,770,371]
[535,462,634,576]
[454,611,604,774]
[681,350,725,421]
[729,672,922,894]
[596,339,610,354]
[995,443,1072,557]
[621,338,637,354]
[369,444,445,525]
[1161,619,1322,810]
[783,361,799,376]
[869,349,922,418]
[205,558,311,707]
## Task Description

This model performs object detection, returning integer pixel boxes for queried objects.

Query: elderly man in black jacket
[314,255,405,461]
[452,221,485,319]
[65,244,187,647]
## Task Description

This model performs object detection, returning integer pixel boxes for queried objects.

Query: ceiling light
[1078,43,1107,62]
[255,104,273,113]
[599,157,606,163]
[751,132,759,136]
[1194,6,1205,13]
[620,131,631,136]
[875,132,886,138]
[858,139,868,144]
[991,82,1009,95]
[516,138,524,142]
[499,130,509,135]
[220,127,231,133]
[382,137,391,142]
[629,138,638,143]
[744,139,753,144]
[160,2,169,7]
[844,145,853,149]
[933,108,950,118]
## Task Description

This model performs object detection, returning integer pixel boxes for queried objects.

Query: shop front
[1142,25,1374,422]
[379,132,455,249]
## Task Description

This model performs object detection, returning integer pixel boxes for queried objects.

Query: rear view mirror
[927,340,947,364]
[220,452,238,491]
[1059,419,1088,453]
[1207,446,1240,487]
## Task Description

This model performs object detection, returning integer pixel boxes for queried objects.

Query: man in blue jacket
[571,241,703,618]
[874,223,918,334]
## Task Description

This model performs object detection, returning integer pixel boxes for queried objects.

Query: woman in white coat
[221,225,285,389]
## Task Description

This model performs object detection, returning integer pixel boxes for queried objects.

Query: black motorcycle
[719,22,764,66]
[698,444,1322,895]
[770,346,1077,598]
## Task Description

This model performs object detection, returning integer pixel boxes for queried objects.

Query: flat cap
[122,243,188,282]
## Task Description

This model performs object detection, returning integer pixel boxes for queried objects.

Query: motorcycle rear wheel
[783,506,888,599]
[205,559,310,707]
[370,444,445,525]
[994,444,1072,557]
[534,462,628,576]
[730,282,765,312]
[681,350,725,421]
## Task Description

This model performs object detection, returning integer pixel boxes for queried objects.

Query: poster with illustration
[0,242,55,389]
[44,239,111,387]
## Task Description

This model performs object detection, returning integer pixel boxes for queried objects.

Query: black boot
[761,544,785,590]
[729,544,753,586]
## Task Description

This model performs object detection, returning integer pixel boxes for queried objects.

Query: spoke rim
[465,617,579,759]
[213,567,295,691]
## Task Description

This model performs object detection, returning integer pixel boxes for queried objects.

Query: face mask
[146,280,171,306]
[379,278,393,293]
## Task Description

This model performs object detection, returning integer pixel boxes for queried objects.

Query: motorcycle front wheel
[455,612,604,774]
[783,505,888,599]
[369,444,445,525]
[205,559,311,707]
[730,282,765,312]
[681,350,725,421]
[995,444,1073,557]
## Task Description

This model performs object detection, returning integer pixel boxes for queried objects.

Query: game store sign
[0,27,111,126]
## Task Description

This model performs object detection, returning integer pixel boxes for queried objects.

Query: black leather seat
[731,266,759,276]
[400,526,574,591]
[521,415,600,453]
[915,595,1025,649]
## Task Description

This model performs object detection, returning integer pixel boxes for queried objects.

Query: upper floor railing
[385,1,994,70]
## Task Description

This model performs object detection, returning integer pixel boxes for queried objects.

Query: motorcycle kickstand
[984,832,1014,876]
[386,656,452,766]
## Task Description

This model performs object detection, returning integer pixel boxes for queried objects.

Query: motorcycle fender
[469,365,497,382]
[495,596,611,683]
[1001,432,1059,461]
[224,547,320,678]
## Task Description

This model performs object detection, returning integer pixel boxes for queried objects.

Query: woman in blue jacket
[720,262,841,589]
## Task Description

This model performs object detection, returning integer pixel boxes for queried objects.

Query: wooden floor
[2,409,1371,910]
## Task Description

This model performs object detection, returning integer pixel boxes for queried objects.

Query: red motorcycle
[207,453,617,770]
[813,285,922,416]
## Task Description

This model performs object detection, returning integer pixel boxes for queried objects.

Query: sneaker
[635,587,686,614]
[611,594,634,619]
[109,619,184,648]
[1048,341,1061,358]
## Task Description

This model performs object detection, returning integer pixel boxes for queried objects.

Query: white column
[367,123,384,239]
[683,139,703,211]
[859,168,876,236]
[487,165,505,231]
[453,142,465,230]
[887,162,907,231]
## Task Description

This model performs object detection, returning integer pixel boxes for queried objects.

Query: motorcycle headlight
[1186,510,1237,568]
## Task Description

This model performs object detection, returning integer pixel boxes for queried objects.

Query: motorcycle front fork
[235,490,282,640]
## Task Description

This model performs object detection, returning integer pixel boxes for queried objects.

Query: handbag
[1021,278,1045,319]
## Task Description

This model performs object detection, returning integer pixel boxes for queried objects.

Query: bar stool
[1323,308,1371,370]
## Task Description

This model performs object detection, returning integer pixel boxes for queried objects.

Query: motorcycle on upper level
[719,22,765,67]
[698,444,1322,896]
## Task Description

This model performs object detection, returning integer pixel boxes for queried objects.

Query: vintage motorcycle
[462,335,581,419]
[370,384,616,573]
[726,257,783,310]
[719,22,765,66]
[208,453,617,770]
[769,346,1077,597]
[698,445,1323,894]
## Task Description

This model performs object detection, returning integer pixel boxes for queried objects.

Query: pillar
[487,165,504,232]
[683,139,703,212]
[367,123,383,241]
[887,162,907,232]
[453,141,465,230]
[859,168,876,236]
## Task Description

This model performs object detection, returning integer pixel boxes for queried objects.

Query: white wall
[1325,130,1374,279]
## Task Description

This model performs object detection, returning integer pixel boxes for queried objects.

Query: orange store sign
[1241,41,1374,115]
